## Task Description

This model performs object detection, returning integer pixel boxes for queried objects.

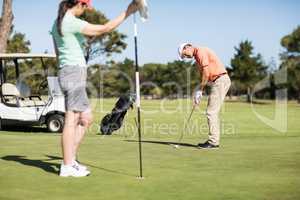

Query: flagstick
[134,14,144,179]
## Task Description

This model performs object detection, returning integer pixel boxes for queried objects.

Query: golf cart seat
[1,83,22,106]
[16,81,46,106]
[1,83,46,107]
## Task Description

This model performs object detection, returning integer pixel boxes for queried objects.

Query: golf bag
[100,94,135,135]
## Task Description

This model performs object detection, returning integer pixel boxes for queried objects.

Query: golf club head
[134,0,149,22]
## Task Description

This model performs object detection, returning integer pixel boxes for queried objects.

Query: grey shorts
[58,65,89,112]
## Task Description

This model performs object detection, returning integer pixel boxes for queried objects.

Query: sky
[2,0,300,66]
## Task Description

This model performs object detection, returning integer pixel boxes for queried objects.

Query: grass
[0,99,300,200]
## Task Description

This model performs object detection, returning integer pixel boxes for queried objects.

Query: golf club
[171,105,196,149]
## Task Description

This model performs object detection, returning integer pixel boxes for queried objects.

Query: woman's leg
[73,109,93,160]
[62,111,80,165]
[60,111,90,177]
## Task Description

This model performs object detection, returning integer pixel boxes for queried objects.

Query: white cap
[178,43,191,61]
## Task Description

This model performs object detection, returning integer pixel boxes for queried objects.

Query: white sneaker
[59,164,90,177]
[73,160,88,171]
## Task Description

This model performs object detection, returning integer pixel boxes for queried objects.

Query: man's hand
[193,90,203,106]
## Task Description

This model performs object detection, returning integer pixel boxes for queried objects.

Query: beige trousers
[206,74,231,145]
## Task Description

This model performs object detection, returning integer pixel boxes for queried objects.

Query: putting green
[0,99,299,200]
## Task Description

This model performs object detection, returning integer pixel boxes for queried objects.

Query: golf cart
[0,53,65,132]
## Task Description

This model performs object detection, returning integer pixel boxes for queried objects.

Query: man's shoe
[197,141,219,149]
[59,164,90,177]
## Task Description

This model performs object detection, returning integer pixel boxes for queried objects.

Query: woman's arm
[81,2,138,36]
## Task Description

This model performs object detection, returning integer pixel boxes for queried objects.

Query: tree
[280,26,300,103]
[4,30,51,96]
[90,59,199,98]
[7,32,31,53]
[80,9,127,62]
[0,0,13,53]
[281,26,300,54]
[89,58,135,97]
[141,63,166,97]
[141,61,197,98]
[230,40,268,102]
[164,61,198,98]
[4,31,32,85]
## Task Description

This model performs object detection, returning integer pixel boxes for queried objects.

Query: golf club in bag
[100,94,136,135]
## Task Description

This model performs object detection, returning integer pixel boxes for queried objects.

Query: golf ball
[174,145,179,148]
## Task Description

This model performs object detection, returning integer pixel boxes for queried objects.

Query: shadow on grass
[1,126,48,133]
[1,154,142,177]
[125,139,198,148]
[226,100,271,105]
[251,100,272,105]
[1,155,59,174]
[44,155,136,178]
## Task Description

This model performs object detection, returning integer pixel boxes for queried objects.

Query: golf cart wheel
[47,114,64,133]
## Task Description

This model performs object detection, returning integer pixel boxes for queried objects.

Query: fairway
[0,99,300,200]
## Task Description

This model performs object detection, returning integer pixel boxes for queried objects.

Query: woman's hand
[126,1,139,17]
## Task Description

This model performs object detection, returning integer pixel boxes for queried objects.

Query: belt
[212,72,227,82]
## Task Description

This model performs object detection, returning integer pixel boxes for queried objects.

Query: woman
[51,0,139,177]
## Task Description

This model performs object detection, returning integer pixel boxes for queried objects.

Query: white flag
[135,0,149,22]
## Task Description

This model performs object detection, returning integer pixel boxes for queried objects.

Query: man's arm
[193,66,209,106]
[200,67,209,91]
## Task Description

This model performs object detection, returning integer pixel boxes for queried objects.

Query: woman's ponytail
[56,0,78,36]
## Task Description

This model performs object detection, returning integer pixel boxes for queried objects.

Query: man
[178,43,231,149]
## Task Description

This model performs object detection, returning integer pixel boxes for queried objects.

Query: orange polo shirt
[194,47,227,82]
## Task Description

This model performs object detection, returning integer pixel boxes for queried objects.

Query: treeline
[3,27,300,103]
[87,59,199,98]
[87,26,300,102]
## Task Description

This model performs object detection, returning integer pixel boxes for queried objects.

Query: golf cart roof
[0,53,56,59]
